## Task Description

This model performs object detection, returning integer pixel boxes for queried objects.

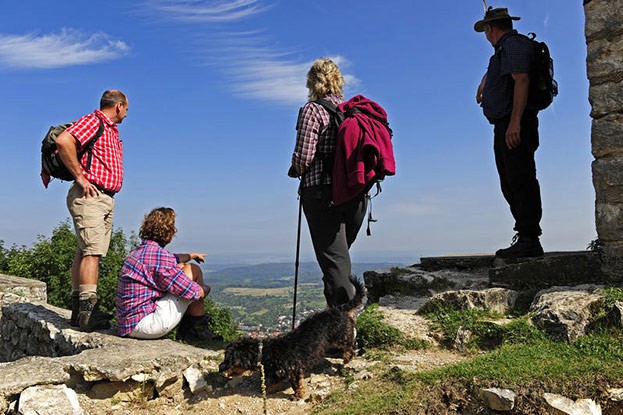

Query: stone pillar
[585,0,623,279]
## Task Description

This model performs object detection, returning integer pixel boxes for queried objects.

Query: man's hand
[76,177,99,198]
[505,120,522,149]
[476,74,486,104]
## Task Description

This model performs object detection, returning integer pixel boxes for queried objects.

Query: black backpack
[41,115,104,182]
[516,32,558,110]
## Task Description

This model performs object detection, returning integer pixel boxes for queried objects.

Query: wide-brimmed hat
[474,7,520,32]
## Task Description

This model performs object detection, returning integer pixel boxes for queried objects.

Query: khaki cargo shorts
[66,182,115,257]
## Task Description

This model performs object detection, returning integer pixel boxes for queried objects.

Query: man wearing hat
[475,7,544,259]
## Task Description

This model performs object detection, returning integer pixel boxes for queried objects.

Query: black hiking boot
[78,294,112,332]
[495,234,544,259]
[176,315,223,343]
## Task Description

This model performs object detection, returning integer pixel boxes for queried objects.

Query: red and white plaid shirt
[66,109,124,193]
[291,94,343,187]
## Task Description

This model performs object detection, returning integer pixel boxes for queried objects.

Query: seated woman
[116,207,221,341]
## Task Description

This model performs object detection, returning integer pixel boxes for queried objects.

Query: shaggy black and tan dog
[219,277,366,399]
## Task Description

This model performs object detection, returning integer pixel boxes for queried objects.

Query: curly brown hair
[139,207,177,247]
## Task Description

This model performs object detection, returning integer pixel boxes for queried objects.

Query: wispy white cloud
[0,29,129,69]
[141,1,360,104]
[144,0,272,22]
[204,32,361,105]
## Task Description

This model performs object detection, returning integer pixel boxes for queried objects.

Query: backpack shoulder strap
[79,115,105,172]
[314,99,345,128]
[314,98,338,114]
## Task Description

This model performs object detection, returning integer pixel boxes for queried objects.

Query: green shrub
[204,297,240,341]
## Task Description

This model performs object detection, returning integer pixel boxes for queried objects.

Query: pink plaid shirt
[116,240,203,336]
[291,94,343,187]
[66,109,124,193]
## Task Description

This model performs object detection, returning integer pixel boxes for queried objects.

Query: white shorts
[128,293,192,339]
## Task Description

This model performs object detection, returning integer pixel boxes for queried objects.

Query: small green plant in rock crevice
[356,304,428,350]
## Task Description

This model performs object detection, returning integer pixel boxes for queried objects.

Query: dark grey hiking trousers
[301,184,367,307]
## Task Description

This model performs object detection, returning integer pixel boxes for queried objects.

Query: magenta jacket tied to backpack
[332,95,396,206]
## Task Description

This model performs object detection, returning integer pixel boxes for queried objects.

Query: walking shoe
[71,292,113,327]
[495,234,544,259]
[176,315,223,342]
[78,294,112,332]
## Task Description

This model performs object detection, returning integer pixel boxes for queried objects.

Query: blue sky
[0,1,593,265]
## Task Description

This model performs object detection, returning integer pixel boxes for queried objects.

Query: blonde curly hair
[306,58,344,101]
[139,207,177,247]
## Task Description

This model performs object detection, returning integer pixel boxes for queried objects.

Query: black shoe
[78,294,112,332]
[176,315,223,342]
[495,235,544,259]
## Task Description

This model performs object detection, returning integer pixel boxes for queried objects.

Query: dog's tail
[338,276,366,315]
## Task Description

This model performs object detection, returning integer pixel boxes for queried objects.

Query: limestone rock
[0,356,70,398]
[489,252,603,291]
[480,387,515,411]
[585,0,623,41]
[17,385,82,415]
[89,380,154,401]
[364,263,489,304]
[592,114,623,159]
[530,286,604,342]
[419,288,517,314]
[183,366,208,394]
[587,34,623,84]
[608,388,623,402]
[543,392,602,415]
[453,327,472,353]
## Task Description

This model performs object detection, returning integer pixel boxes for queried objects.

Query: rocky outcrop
[489,252,604,290]
[0,274,46,320]
[543,392,602,415]
[364,258,489,304]
[480,387,516,412]
[530,285,605,342]
[0,300,220,413]
[419,288,518,315]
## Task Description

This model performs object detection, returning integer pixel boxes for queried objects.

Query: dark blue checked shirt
[481,30,535,123]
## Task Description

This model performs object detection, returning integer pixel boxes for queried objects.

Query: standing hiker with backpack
[288,58,367,308]
[475,8,545,259]
[41,90,128,331]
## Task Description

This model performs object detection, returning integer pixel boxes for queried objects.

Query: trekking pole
[292,196,303,330]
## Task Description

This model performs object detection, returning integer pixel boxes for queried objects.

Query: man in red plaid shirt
[53,90,128,331]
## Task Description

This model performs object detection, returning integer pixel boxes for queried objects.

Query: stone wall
[585,0,623,279]
[0,274,46,320]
